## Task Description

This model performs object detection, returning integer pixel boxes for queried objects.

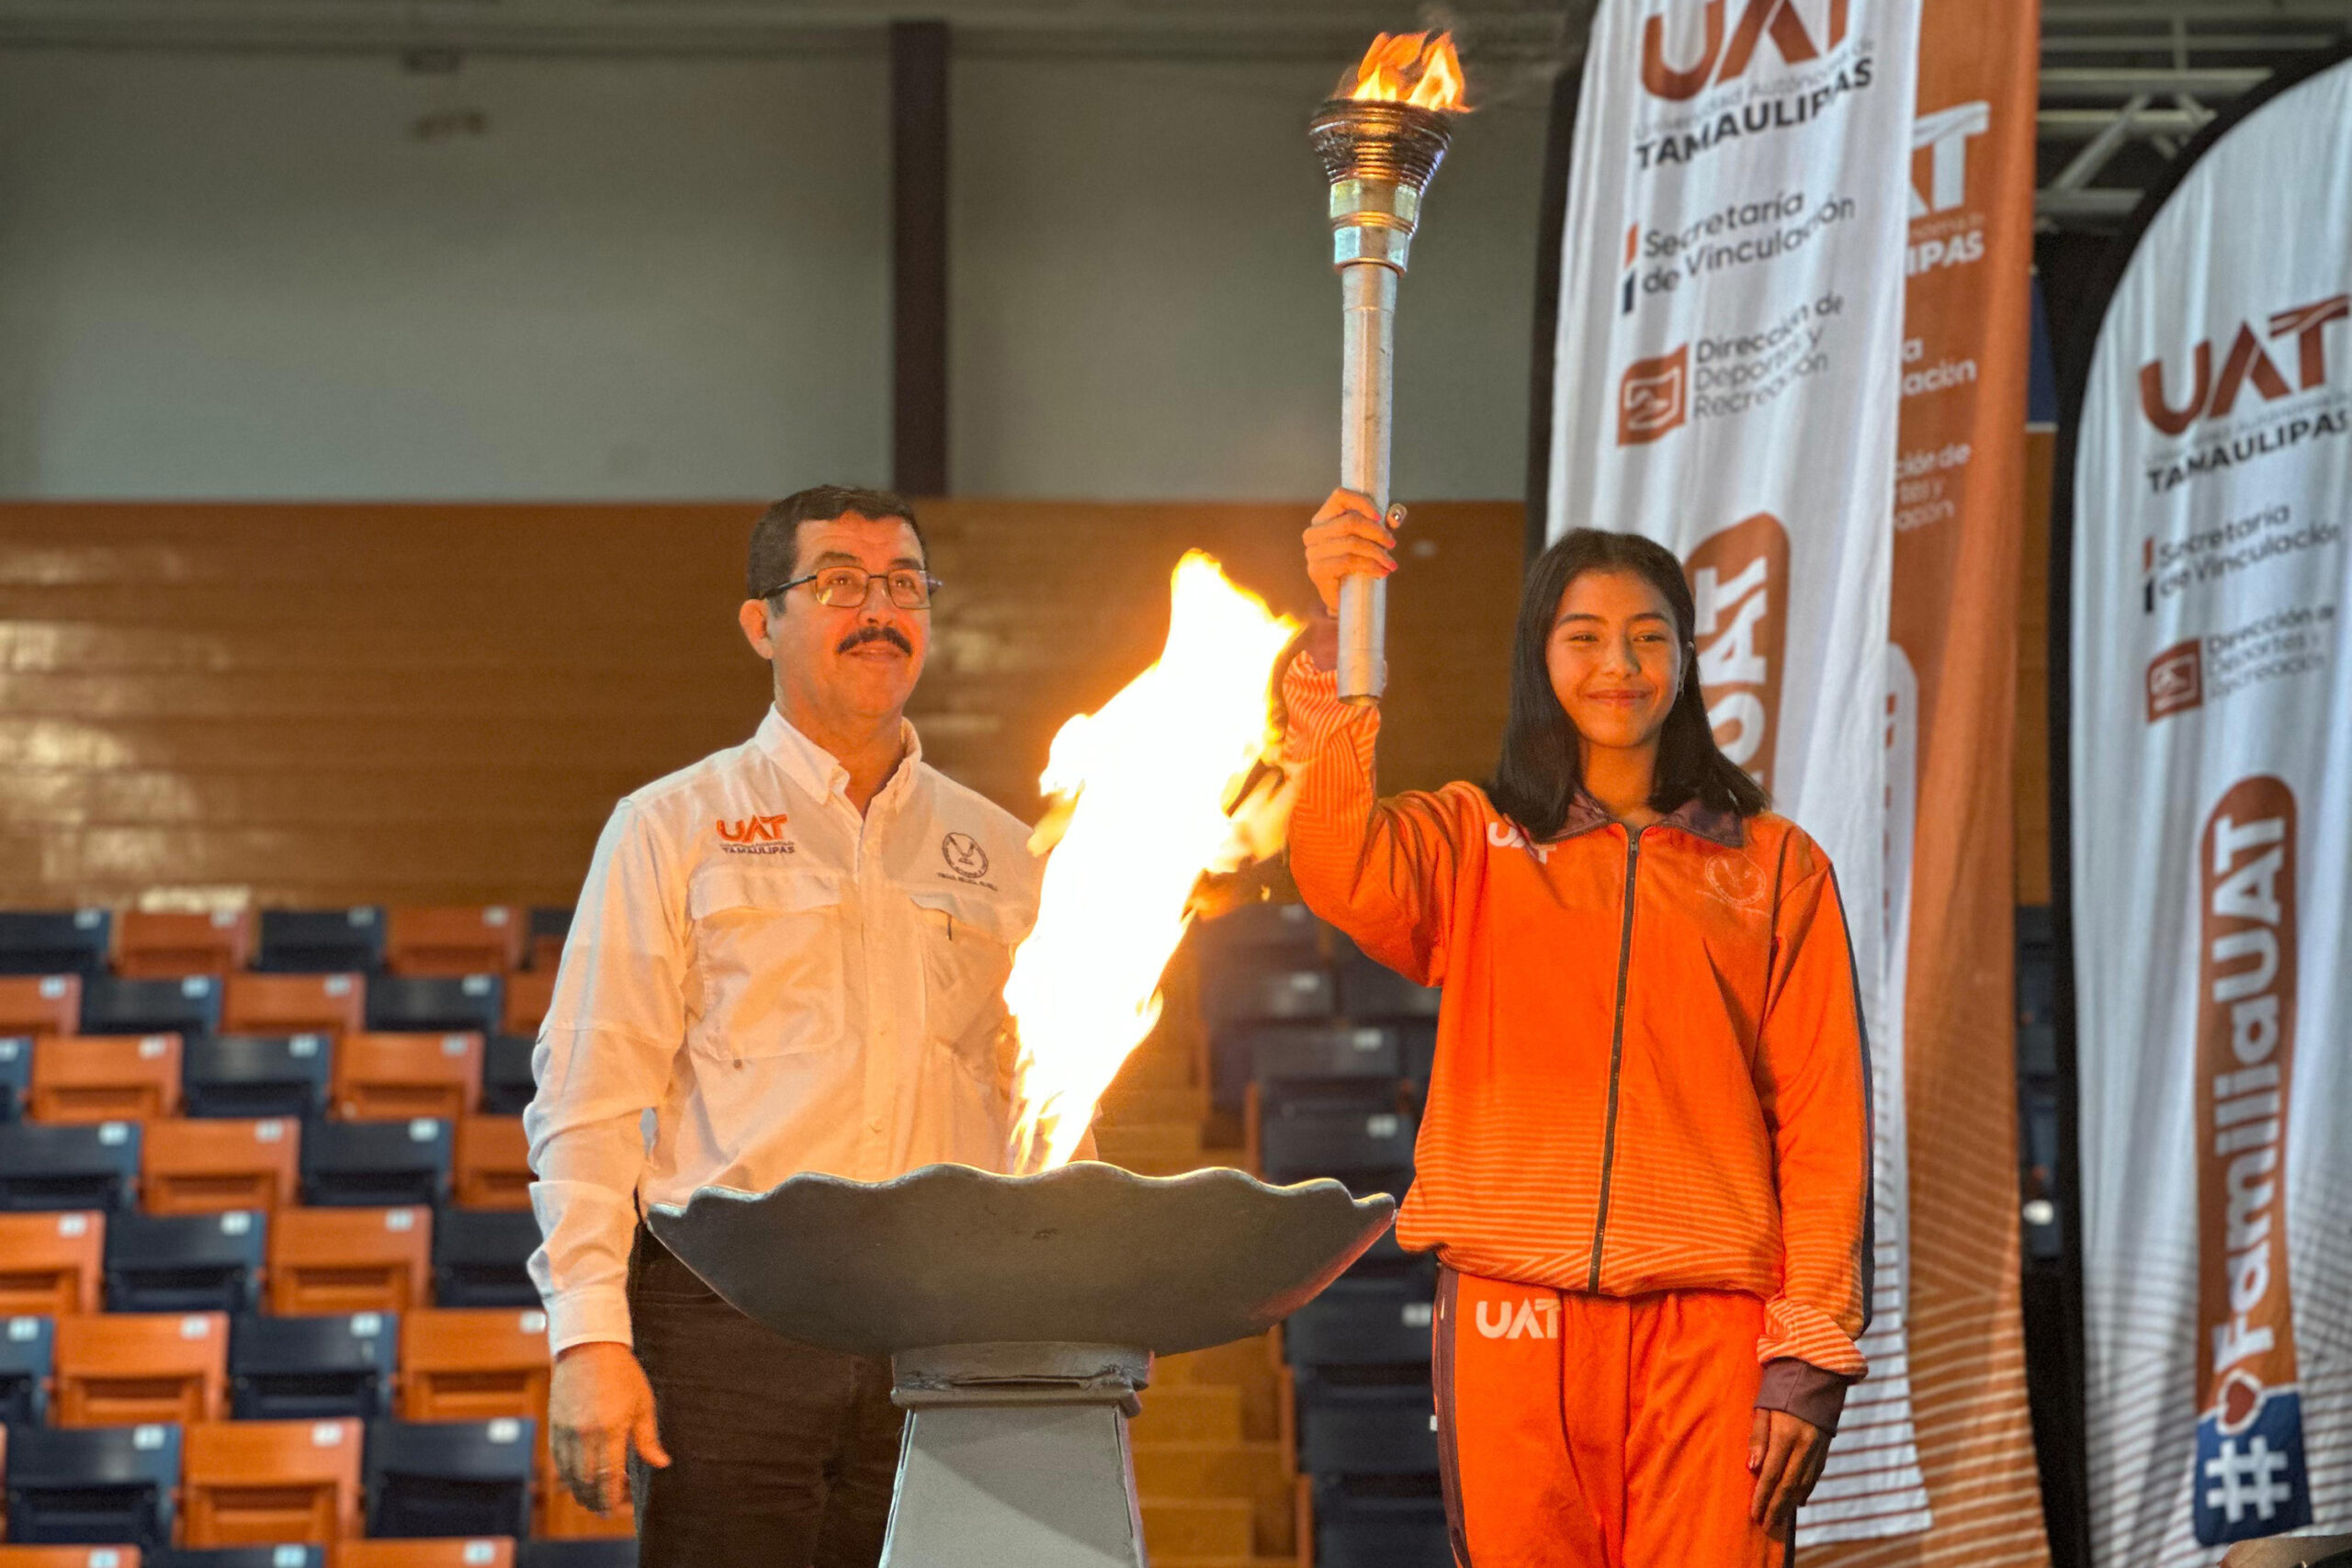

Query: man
[524,486,1044,1568]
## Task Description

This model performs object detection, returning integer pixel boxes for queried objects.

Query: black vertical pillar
[1522,56,1583,562]
[890,19,951,497]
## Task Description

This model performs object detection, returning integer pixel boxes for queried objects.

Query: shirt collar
[753,705,924,806]
[1556,790,1747,849]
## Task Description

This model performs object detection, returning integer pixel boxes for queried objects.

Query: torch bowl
[646,1161,1395,1358]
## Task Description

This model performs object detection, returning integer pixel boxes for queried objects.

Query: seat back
[362,980,501,1038]
[475,1040,536,1120]
[219,977,363,1040]
[113,912,254,981]
[1294,1375,1439,1476]
[299,1121,451,1209]
[1281,1277,1434,1369]
[29,1036,184,1123]
[1200,961,1339,1025]
[450,1119,529,1212]
[181,1419,364,1545]
[1,1312,57,1423]
[333,1542,514,1568]
[0,1421,180,1547]
[79,979,223,1042]
[397,1309,549,1425]
[0,1550,146,1568]
[428,1212,539,1309]
[1256,1101,1415,1188]
[0,1035,29,1120]
[266,1207,433,1316]
[142,1120,301,1215]
[0,976,81,1037]
[0,1123,141,1212]
[229,1312,398,1421]
[53,1312,230,1427]
[0,911,112,977]
[102,1212,266,1314]
[1334,954,1441,1021]
[524,909,571,975]
[384,910,522,979]
[495,975,552,1042]
[154,1548,324,1568]
[331,1036,481,1123]
[181,1037,333,1122]
[254,912,382,977]
[362,1419,534,1540]
[517,1543,635,1568]
[0,1211,106,1314]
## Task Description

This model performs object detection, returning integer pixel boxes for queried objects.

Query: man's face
[739,513,930,724]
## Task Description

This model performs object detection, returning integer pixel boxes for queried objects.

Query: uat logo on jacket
[1684,515,1789,791]
[2191,777,2311,1545]
[2139,295,2348,436]
[1640,0,1851,100]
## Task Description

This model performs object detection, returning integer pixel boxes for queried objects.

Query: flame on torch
[1340,30,1471,112]
[1004,554,1300,1172]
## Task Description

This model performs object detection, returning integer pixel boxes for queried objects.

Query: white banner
[1544,0,1928,1544]
[2070,56,2352,1568]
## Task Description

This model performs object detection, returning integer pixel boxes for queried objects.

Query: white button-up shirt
[523,705,1041,1351]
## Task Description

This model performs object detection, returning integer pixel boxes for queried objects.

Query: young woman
[1289,491,1872,1568]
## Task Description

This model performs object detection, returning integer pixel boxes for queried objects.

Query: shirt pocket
[908,885,1027,1081]
[686,863,846,1061]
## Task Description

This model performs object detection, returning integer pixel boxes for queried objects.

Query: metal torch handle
[1336,260,1397,705]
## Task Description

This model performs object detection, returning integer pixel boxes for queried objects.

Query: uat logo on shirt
[715,813,791,847]
[2190,778,2311,1545]
[1639,0,1852,100]
[1685,514,1790,790]
[2138,295,2348,435]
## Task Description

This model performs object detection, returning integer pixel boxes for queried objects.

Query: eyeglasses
[767,567,943,610]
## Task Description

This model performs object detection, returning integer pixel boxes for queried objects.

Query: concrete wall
[0,45,1549,502]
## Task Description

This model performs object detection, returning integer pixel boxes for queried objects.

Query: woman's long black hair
[1487,528,1770,840]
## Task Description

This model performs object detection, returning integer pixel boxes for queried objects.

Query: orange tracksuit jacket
[1282,655,1873,1384]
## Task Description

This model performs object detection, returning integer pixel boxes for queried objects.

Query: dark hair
[747,485,928,599]
[1487,528,1769,840]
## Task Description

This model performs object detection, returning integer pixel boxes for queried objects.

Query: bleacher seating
[0,1422,181,1546]
[1283,1277,1433,1369]
[450,1122,529,1212]
[180,1040,331,1124]
[1257,1100,1415,1192]
[79,982,221,1044]
[362,1420,535,1540]
[0,1125,141,1213]
[51,1313,230,1427]
[0,980,80,1041]
[396,1311,548,1427]
[112,913,254,982]
[384,912,522,982]
[179,1419,364,1545]
[28,1039,184,1125]
[1312,1482,1452,1568]
[155,1548,324,1568]
[253,914,383,979]
[516,1544,631,1568]
[475,1045,534,1122]
[1334,953,1441,1022]
[336,1542,514,1568]
[330,1039,481,1126]
[141,1122,300,1217]
[0,1038,29,1121]
[298,1123,451,1211]
[0,913,112,978]
[266,1209,432,1316]
[361,984,500,1043]
[428,1214,538,1310]
[101,1213,266,1314]
[495,980,551,1045]
[228,1314,398,1422]
[2,1314,55,1423]
[217,981,361,1043]
[523,911,571,976]
[0,1213,105,1315]
[0,1548,146,1568]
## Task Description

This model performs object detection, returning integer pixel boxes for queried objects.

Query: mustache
[837,625,914,656]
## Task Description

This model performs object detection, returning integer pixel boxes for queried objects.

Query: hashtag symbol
[2204,1436,2295,1523]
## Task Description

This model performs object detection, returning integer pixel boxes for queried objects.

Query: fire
[1340,30,1470,113]
[1004,553,1300,1171]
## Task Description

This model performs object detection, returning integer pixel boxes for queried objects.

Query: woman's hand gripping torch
[1305,491,1407,671]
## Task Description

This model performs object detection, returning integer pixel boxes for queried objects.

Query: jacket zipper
[1586,829,1641,1292]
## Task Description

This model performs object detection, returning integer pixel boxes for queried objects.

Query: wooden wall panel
[0,501,1521,910]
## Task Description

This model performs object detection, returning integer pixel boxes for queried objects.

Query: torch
[1310,32,1467,704]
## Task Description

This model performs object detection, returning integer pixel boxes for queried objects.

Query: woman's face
[1545,568,1686,752]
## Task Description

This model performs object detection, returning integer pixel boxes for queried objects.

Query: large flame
[1340,30,1470,112]
[1005,553,1300,1171]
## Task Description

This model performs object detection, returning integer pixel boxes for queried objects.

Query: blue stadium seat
[430,1209,540,1308]
[0,1421,182,1546]
[1284,1276,1433,1369]
[0,1036,28,1122]
[79,976,223,1040]
[181,1035,333,1122]
[299,1119,451,1209]
[478,1037,537,1119]
[0,910,112,977]
[1259,1102,1415,1188]
[1201,960,1337,1026]
[0,1122,141,1212]
[254,909,384,976]
[1194,901,1330,964]
[229,1312,398,1420]
[519,1542,637,1568]
[1295,1374,1439,1476]
[102,1211,266,1314]
[525,908,572,971]
[1239,1022,1404,1092]
[1313,1482,1452,1568]
[155,1549,327,1568]
[1,1313,55,1423]
[363,1417,535,1539]
[1336,954,1441,1021]
[364,977,503,1036]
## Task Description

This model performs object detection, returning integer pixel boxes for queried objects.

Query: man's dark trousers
[626,1225,905,1568]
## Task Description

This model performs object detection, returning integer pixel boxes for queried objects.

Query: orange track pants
[1435,1269,1793,1568]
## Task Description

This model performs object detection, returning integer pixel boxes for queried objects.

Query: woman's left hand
[1747,1406,1831,1534]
